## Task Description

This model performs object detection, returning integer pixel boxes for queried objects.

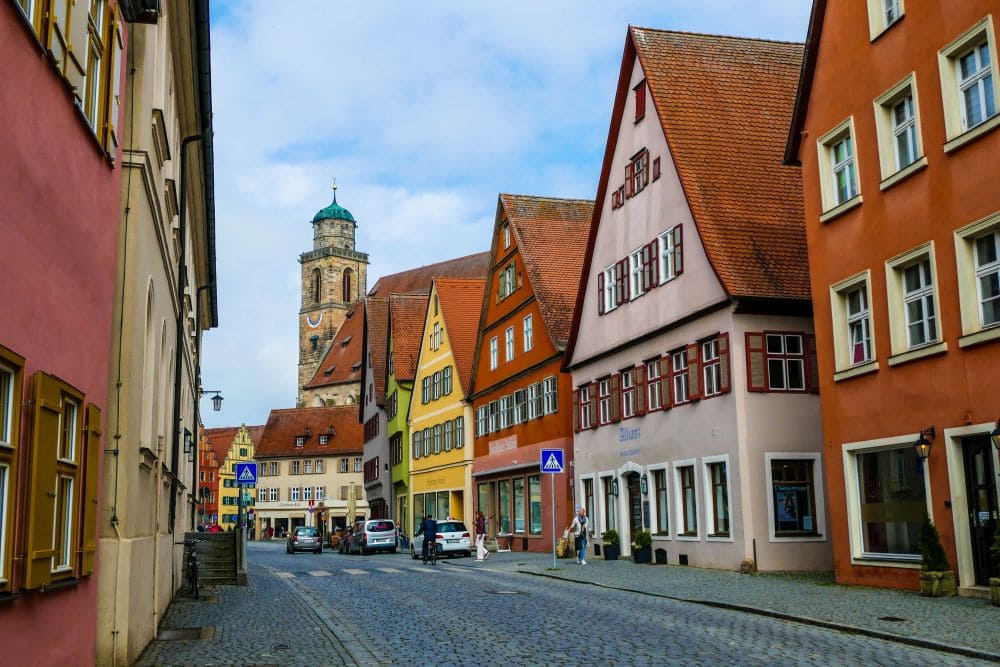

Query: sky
[199,1,812,428]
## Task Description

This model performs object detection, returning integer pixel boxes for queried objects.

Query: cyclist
[420,514,438,564]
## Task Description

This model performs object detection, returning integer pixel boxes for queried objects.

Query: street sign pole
[551,471,556,570]
[540,448,565,570]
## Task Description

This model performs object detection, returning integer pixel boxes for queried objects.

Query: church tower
[298,186,369,399]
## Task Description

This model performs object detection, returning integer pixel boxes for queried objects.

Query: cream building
[97,1,217,664]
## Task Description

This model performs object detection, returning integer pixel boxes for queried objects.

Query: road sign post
[540,449,565,570]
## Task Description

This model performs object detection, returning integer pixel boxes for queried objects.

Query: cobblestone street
[136,542,999,666]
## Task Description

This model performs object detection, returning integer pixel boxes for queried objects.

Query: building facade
[565,28,829,572]
[197,434,221,526]
[361,298,391,519]
[212,425,262,530]
[470,195,593,553]
[254,406,367,537]
[408,279,485,529]
[786,1,1000,591]
[298,189,369,402]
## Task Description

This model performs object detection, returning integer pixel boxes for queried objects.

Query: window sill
[770,533,826,543]
[833,361,879,382]
[676,534,699,542]
[850,556,921,569]
[887,341,947,366]
[944,114,1000,154]
[706,534,734,543]
[869,14,904,42]
[879,156,927,191]
[958,325,1000,349]
[652,534,671,541]
[819,195,863,224]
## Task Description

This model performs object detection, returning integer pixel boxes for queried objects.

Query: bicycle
[175,537,207,599]
[423,539,438,566]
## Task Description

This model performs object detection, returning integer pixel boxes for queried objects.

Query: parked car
[410,519,471,559]
[345,519,397,555]
[286,526,322,554]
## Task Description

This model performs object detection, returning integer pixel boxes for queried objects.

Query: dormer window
[295,436,305,447]
[319,434,329,445]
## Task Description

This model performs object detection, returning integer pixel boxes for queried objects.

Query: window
[312,268,322,304]
[658,226,683,284]
[339,458,348,473]
[291,461,301,475]
[499,396,511,430]
[422,429,431,457]
[848,444,927,560]
[303,486,312,501]
[513,476,525,533]
[490,337,498,370]
[678,465,697,536]
[315,486,325,501]
[422,376,430,404]
[290,487,300,502]
[629,248,643,299]
[885,245,942,357]
[502,223,511,249]
[746,333,809,392]
[314,459,323,473]
[542,376,558,415]
[702,338,726,397]
[770,458,820,536]
[602,477,617,531]
[488,401,499,432]
[706,460,730,538]
[431,323,441,351]
[443,366,453,395]
[601,265,617,314]
[269,461,279,476]
[578,385,593,430]
[671,350,689,404]
[873,75,924,182]
[304,460,312,474]
[847,286,873,364]
[830,272,877,373]
[598,378,612,424]
[901,258,938,348]
[620,368,635,418]
[527,384,542,419]
[413,431,422,459]
[455,417,465,448]
[955,213,1000,340]
[513,389,527,424]
[443,420,453,451]
[505,326,515,362]
[625,149,649,198]
[645,359,662,410]
[523,314,533,352]
[476,406,488,437]
[865,0,903,38]
[528,475,542,535]
[498,263,516,300]
[432,371,441,400]
[653,470,669,534]
[270,488,278,502]
[583,478,595,529]
[634,79,646,120]
[295,436,305,447]
[938,18,1000,147]
[354,457,362,472]
[817,118,862,216]
[319,435,329,445]
[975,230,1000,327]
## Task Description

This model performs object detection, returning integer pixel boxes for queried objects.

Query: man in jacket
[421,514,438,563]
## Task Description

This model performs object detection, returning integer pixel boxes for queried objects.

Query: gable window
[620,368,635,419]
[832,135,858,204]
[830,272,877,374]
[413,431,422,459]
[938,18,1000,149]
[625,149,649,198]
[645,359,662,411]
[432,371,442,400]
[498,263,516,300]
[658,226,683,284]
[489,337,498,370]
[421,376,430,404]
[874,75,925,185]
[671,350,689,404]
[600,265,618,314]
[443,366,453,395]
[633,79,646,121]
[503,223,511,249]
[505,326,515,362]
[523,314,533,352]
[817,118,862,218]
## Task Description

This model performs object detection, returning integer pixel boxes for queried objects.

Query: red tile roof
[499,194,594,349]
[434,278,486,394]
[363,297,390,406]
[307,253,491,390]
[389,294,429,382]
[632,27,809,299]
[256,405,363,458]
[202,424,265,464]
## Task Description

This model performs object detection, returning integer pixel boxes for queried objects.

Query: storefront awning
[472,437,571,477]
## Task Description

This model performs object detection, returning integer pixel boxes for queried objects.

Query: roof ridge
[376,251,490,280]
[501,193,595,204]
[630,25,804,47]
[435,277,486,285]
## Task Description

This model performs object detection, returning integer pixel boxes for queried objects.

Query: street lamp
[914,426,935,461]
[200,389,224,411]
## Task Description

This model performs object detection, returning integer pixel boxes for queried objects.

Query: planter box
[919,570,957,597]
[632,547,652,564]
[991,578,1000,607]
[603,545,620,561]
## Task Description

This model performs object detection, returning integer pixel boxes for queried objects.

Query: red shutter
[614,260,625,305]
[610,374,622,423]
[634,364,647,416]
[652,156,661,181]
[673,225,684,275]
[634,80,646,119]
[718,333,731,394]
[639,244,650,293]
[642,151,650,187]
[572,389,581,433]
[746,332,768,392]
[660,354,673,409]
[687,343,703,400]
[589,381,600,429]
[806,334,820,394]
[625,163,635,198]
[597,270,606,315]
[649,239,660,287]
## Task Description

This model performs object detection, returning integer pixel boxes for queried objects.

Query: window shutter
[47,0,70,73]
[625,163,635,198]
[80,403,101,576]
[572,389,581,433]
[24,372,62,589]
[106,10,124,153]
[659,354,672,409]
[66,0,90,100]
[640,244,650,292]
[589,381,599,429]
[745,332,768,392]
[648,240,660,286]
[634,364,647,416]
[610,374,621,423]
[673,225,684,275]
[642,151,650,186]
[597,271,605,315]
[806,334,820,394]
[634,81,646,119]
[616,259,629,304]
[718,332,731,394]
[652,157,661,181]
[686,344,702,400]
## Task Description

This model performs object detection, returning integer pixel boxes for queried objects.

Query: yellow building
[215,424,262,530]
[408,278,485,527]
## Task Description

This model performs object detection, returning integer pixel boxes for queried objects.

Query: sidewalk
[448,551,1000,661]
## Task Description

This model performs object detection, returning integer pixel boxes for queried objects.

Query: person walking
[474,510,489,561]
[569,506,589,565]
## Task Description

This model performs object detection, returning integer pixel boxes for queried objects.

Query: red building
[787,1,1000,592]
[198,431,222,526]
[470,195,593,553]
[1,0,126,662]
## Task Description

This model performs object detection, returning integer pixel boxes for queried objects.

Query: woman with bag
[569,506,589,565]
[474,510,489,561]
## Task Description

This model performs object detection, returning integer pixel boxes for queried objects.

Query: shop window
[513,477,525,533]
[676,464,698,537]
[529,475,542,534]
[705,459,730,538]
[770,458,821,537]
[653,469,669,535]
[602,476,618,532]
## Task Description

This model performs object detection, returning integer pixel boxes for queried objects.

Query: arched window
[342,268,353,302]
[312,268,322,303]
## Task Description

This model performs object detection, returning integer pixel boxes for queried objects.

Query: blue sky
[199,1,811,428]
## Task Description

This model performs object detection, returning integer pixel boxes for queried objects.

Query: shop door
[627,474,642,537]
[478,481,497,537]
[963,436,998,586]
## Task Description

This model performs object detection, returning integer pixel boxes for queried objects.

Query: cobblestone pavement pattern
[138,542,998,666]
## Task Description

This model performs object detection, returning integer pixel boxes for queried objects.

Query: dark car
[286,526,322,554]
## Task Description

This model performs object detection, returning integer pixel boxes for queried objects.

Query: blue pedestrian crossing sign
[235,462,258,485]
[540,449,564,474]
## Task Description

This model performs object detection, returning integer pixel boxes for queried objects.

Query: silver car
[286,526,322,554]
[410,520,472,559]
[346,519,397,554]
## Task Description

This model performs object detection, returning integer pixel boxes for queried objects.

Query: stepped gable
[363,297,390,406]
[434,278,486,394]
[203,426,239,464]
[256,405,363,457]
[500,194,594,349]
[631,27,809,299]
[389,294,429,382]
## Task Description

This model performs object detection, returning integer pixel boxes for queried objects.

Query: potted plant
[601,529,620,561]
[631,529,652,564]
[917,516,956,597]
[990,523,1000,607]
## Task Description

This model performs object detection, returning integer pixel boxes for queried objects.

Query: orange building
[470,195,593,553]
[787,1,1000,592]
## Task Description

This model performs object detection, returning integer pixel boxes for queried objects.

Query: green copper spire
[312,184,355,223]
